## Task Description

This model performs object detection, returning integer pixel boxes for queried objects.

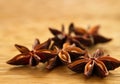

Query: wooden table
[0,0,120,84]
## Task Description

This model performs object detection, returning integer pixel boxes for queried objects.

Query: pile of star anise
[7,23,120,78]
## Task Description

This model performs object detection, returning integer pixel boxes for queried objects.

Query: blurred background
[0,0,120,28]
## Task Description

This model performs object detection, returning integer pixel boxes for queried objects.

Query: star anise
[7,39,57,66]
[71,23,112,46]
[46,42,86,70]
[68,49,120,77]
[49,25,67,49]
[49,24,85,49]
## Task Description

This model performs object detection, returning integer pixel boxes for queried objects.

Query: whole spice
[71,23,112,46]
[46,42,86,70]
[6,23,120,78]
[68,49,120,77]
[7,39,57,66]
[49,25,67,49]
[49,24,85,49]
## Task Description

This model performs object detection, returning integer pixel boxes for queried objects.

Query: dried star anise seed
[46,42,86,70]
[49,27,67,48]
[66,36,86,50]
[7,39,56,66]
[68,49,120,77]
[49,24,85,49]
[72,24,112,46]
[62,42,86,61]
[33,38,51,50]
[35,49,57,63]
[73,36,93,46]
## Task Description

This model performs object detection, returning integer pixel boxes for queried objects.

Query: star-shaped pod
[49,24,85,49]
[49,25,67,48]
[71,24,112,46]
[46,42,86,70]
[68,49,120,77]
[7,39,57,66]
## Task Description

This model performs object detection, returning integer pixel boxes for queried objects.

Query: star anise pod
[7,39,57,66]
[71,23,112,46]
[46,42,86,70]
[49,25,67,49]
[68,49,120,77]
[49,24,85,49]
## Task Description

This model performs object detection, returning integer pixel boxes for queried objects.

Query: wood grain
[0,0,120,84]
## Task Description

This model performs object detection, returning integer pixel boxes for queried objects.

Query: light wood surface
[0,0,120,84]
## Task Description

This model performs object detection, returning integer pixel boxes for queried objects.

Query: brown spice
[49,24,85,49]
[46,42,85,70]
[68,49,120,77]
[71,23,112,46]
[6,23,120,78]
[7,39,57,66]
